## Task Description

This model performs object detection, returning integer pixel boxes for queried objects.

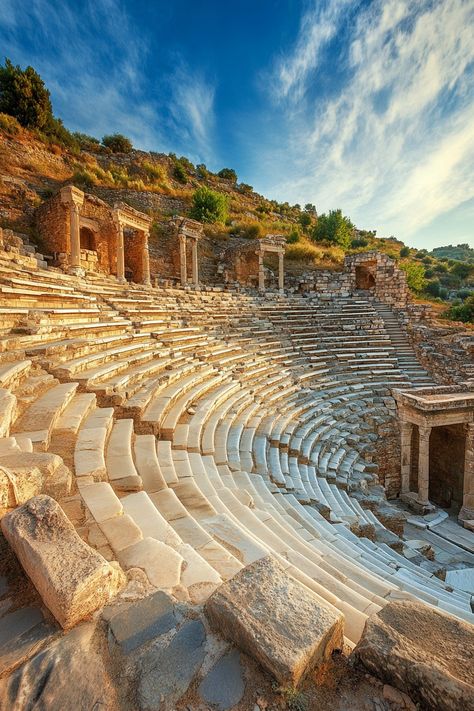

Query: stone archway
[355,262,376,290]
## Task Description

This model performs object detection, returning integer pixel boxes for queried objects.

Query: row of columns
[258,250,285,291]
[400,419,474,518]
[179,234,199,287]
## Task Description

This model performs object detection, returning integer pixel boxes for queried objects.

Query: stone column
[69,202,81,273]
[417,424,431,505]
[192,238,199,286]
[459,422,474,522]
[278,251,284,291]
[142,236,151,286]
[258,252,265,291]
[116,221,126,283]
[400,420,413,494]
[179,235,187,286]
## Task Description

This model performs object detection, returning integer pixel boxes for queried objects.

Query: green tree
[312,209,354,248]
[218,167,237,182]
[400,246,410,258]
[451,262,474,280]
[445,294,474,323]
[304,203,317,215]
[102,133,133,153]
[190,186,228,223]
[299,212,312,230]
[0,58,53,130]
[173,162,187,184]
[400,261,426,292]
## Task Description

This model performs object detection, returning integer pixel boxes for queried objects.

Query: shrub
[444,294,474,323]
[196,163,209,179]
[173,162,188,184]
[351,237,369,248]
[451,261,474,279]
[73,132,100,151]
[312,209,354,248]
[457,289,471,300]
[190,186,228,223]
[72,169,96,189]
[400,261,426,292]
[425,280,441,297]
[299,212,312,230]
[233,222,263,239]
[287,229,300,244]
[142,160,165,182]
[400,246,410,257]
[304,203,317,215]
[102,133,133,153]
[0,112,21,134]
[0,58,53,130]
[45,116,78,149]
[239,183,253,194]
[218,167,237,182]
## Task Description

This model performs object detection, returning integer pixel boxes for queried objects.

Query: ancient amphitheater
[0,206,473,711]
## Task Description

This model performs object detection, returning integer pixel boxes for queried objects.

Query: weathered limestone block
[1,495,126,629]
[205,555,344,686]
[0,464,43,515]
[353,601,474,711]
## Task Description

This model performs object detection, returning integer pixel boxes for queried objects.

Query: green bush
[287,229,300,244]
[451,261,474,279]
[72,169,96,189]
[196,163,209,179]
[444,294,474,323]
[0,112,21,134]
[0,58,53,130]
[400,246,410,257]
[351,237,368,248]
[425,280,441,297]
[102,133,133,153]
[400,261,426,292]
[299,212,312,230]
[239,183,253,194]
[218,167,237,182]
[142,160,165,181]
[173,162,188,184]
[73,132,100,151]
[190,186,228,223]
[312,209,354,248]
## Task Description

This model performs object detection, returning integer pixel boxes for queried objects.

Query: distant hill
[430,244,474,263]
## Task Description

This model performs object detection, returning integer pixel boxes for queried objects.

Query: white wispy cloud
[169,63,216,164]
[0,0,217,161]
[259,0,474,247]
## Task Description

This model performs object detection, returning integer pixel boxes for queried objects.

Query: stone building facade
[35,186,152,284]
[221,235,286,291]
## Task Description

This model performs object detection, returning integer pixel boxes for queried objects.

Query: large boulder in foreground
[353,600,474,711]
[0,623,117,711]
[204,555,343,686]
[1,495,125,629]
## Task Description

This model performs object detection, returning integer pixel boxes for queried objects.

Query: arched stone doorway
[355,262,376,290]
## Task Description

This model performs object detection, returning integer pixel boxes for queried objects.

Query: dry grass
[285,238,344,267]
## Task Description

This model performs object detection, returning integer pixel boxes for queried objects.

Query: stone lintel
[60,185,85,207]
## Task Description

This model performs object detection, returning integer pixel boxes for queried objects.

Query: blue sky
[1,0,473,249]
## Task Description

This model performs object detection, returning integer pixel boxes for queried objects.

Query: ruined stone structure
[297,251,410,308]
[222,234,286,291]
[395,386,474,521]
[35,186,152,284]
[170,215,204,286]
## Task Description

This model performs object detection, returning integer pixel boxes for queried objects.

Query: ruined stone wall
[400,306,474,384]
[124,230,145,283]
[79,195,117,275]
[373,416,401,499]
[35,192,70,257]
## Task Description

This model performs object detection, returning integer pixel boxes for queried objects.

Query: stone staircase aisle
[372,300,436,387]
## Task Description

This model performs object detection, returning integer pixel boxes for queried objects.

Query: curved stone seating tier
[0,259,471,642]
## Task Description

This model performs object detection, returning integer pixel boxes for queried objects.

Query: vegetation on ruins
[444,294,474,323]
[399,261,426,293]
[191,186,228,223]
[312,209,354,248]
[102,133,133,153]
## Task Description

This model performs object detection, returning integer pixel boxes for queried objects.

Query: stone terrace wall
[35,191,70,257]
